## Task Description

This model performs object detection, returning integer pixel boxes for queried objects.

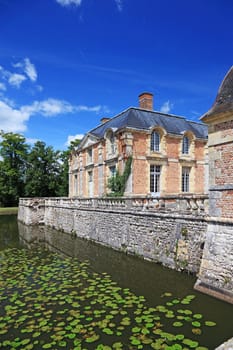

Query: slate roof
[88,107,208,140]
[202,66,233,119]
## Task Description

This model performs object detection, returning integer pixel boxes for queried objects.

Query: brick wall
[69,130,207,197]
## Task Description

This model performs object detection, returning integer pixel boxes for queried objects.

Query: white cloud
[0,58,37,90]
[56,0,82,6]
[8,73,27,88]
[21,99,105,116]
[115,0,123,11]
[0,82,6,91]
[160,100,173,114]
[13,58,37,82]
[26,137,40,145]
[24,58,37,82]
[191,110,201,117]
[36,85,43,92]
[0,100,29,132]
[75,105,102,113]
[66,134,84,146]
[22,98,75,116]
[0,97,107,133]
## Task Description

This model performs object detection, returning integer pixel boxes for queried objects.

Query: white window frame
[150,165,161,194]
[182,136,190,154]
[151,131,160,152]
[110,133,116,154]
[182,167,190,192]
[87,148,93,164]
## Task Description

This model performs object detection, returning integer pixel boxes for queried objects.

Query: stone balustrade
[19,195,208,216]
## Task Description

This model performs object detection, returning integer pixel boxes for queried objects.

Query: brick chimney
[100,117,111,124]
[139,92,153,110]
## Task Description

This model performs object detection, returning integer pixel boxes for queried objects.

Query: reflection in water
[18,221,196,302]
[18,220,233,348]
[0,215,19,250]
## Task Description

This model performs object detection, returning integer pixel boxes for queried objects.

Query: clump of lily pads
[0,247,217,349]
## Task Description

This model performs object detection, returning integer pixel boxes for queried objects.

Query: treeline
[0,131,79,207]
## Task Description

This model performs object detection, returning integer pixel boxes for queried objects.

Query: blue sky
[0,0,232,150]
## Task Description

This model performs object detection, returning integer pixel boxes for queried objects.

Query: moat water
[0,215,232,349]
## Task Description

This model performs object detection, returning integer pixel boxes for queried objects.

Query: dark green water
[0,215,232,349]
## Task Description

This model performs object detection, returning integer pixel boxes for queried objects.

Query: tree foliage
[24,141,62,197]
[0,132,82,207]
[0,132,29,206]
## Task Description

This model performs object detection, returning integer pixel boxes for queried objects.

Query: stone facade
[194,66,233,304]
[216,338,233,350]
[18,196,207,274]
[69,93,208,198]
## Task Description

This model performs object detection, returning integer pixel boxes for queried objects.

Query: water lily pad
[131,337,141,345]
[192,328,202,335]
[183,338,199,348]
[172,322,183,327]
[193,313,203,319]
[205,321,216,327]
[85,334,100,343]
[42,343,53,349]
[132,326,141,333]
[102,327,114,335]
[176,334,184,340]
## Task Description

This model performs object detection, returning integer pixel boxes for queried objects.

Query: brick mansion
[69,67,232,199]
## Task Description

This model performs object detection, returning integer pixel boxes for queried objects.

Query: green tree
[56,150,69,196]
[0,131,29,206]
[25,141,61,197]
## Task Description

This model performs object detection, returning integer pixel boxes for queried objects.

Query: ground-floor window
[182,167,190,192]
[88,171,93,197]
[88,171,93,182]
[74,174,78,196]
[109,165,116,177]
[150,165,161,194]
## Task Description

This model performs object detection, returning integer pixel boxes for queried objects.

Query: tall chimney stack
[139,92,153,110]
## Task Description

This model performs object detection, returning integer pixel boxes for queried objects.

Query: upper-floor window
[151,131,160,152]
[106,130,117,157]
[110,133,116,154]
[87,148,93,163]
[182,136,190,154]
[182,167,190,192]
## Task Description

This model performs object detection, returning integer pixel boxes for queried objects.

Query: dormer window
[87,147,93,164]
[151,131,160,152]
[182,136,190,154]
[110,132,116,154]
[105,129,117,158]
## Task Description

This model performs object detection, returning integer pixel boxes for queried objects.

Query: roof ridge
[87,107,132,134]
[131,107,205,125]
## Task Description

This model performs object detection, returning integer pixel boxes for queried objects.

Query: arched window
[110,132,116,154]
[151,131,160,152]
[182,136,190,154]
[105,129,117,157]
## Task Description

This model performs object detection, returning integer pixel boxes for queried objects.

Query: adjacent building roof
[88,107,208,140]
[201,66,233,120]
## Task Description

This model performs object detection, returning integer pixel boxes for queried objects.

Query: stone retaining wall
[18,197,207,274]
